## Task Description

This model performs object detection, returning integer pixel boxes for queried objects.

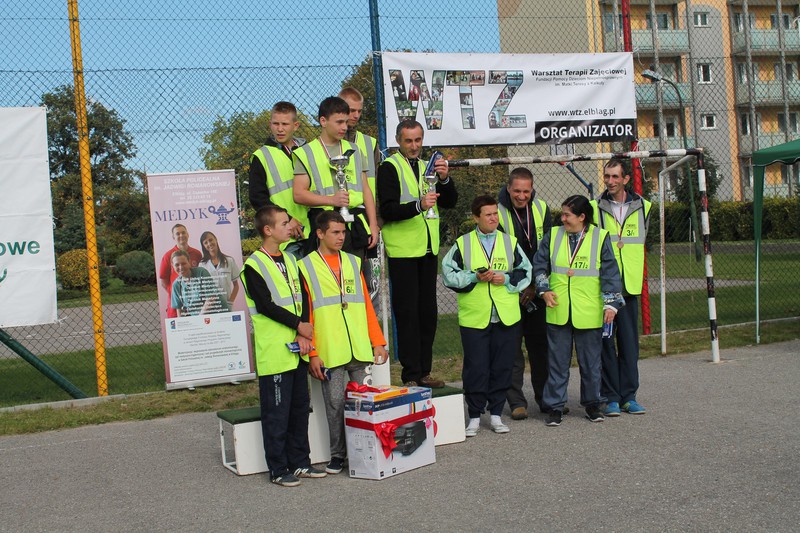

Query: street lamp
[642,68,702,260]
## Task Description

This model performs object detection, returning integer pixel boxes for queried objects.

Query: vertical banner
[0,107,57,327]
[147,170,255,389]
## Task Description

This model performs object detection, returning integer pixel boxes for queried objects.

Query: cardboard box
[344,386,436,480]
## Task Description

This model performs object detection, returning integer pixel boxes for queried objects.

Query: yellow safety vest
[546,225,607,329]
[380,153,441,258]
[298,251,372,368]
[590,196,651,295]
[241,250,307,376]
[497,198,547,245]
[455,230,522,329]
[250,144,310,243]
[354,131,378,201]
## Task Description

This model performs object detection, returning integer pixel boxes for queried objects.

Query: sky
[2,0,501,173]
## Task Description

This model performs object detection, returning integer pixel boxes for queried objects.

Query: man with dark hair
[249,101,309,257]
[377,119,457,388]
[442,195,531,436]
[240,205,325,487]
[590,158,652,416]
[496,167,552,421]
[293,96,379,261]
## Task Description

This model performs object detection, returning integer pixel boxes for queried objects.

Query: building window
[740,113,761,135]
[736,63,759,84]
[777,112,799,133]
[603,13,623,33]
[646,13,671,31]
[701,114,717,130]
[697,64,712,84]
[734,12,756,33]
[694,12,709,27]
[654,118,678,138]
[774,63,796,81]
[770,13,791,30]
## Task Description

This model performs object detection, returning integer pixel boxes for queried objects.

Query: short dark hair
[604,158,630,177]
[318,96,350,120]
[271,101,297,117]
[508,167,533,186]
[170,249,190,262]
[395,119,424,138]
[315,210,346,233]
[171,223,187,235]
[338,87,363,102]
[255,205,288,238]
[561,195,593,226]
[471,195,497,217]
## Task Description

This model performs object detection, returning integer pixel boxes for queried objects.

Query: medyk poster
[382,51,637,148]
[147,170,254,389]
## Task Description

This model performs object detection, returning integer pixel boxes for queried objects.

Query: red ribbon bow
[345,381,383,394]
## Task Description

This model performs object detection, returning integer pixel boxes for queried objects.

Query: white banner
[382,52,637,148]
[0,107,57,327]
[147,170,254,389]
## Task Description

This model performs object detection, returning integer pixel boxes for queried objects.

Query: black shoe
[546,410,562,427]
[541,406,570,416]
[294,466,327,478]
[585,405,605,423]
[326,457,345,474]
[271,473,301,487]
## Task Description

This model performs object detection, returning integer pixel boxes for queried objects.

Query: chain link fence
[1,0,798,407]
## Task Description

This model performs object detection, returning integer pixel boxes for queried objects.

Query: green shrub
[116,250,155,286]
[763,197,800,239]
[56,249,110,290]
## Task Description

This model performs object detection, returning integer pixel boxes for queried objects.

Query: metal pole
[67,0,108,396]
[0,329,88,399]
[696,154,720,362]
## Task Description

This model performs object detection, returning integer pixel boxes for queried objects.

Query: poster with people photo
[147,170,254,390]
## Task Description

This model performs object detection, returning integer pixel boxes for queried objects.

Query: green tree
[200,109,317,229]
[42,85,149,262]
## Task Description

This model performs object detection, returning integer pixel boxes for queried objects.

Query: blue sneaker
[604,402,621,417]
[622,400,646,414]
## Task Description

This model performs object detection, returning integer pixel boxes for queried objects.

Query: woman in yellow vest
[532,195,624,427]
[442,196,532,437]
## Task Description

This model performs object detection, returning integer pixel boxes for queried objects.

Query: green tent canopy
[751,138,800,342]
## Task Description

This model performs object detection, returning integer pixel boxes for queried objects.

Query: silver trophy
[423,151,444,219]
[330,148,356,222]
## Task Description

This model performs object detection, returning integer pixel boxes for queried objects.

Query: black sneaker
[271,473,301,487]
[585,405,605,423]
[546,410,562,427]
[326,457,345,474]
[294,466,327,478]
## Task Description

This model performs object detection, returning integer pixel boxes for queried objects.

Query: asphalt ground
[1,340,798,532]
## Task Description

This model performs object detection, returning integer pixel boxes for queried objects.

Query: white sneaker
[490,415,510,434]
[465,417,480,437]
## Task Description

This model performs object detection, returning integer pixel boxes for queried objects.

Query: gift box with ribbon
[344,383,436,480]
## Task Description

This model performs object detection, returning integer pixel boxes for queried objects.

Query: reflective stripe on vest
[298,252,372,367]
[241,250,306,375]
[497,198,547,245]
[355,131,377,200]
[590,197,651,295]
[456,230,521,329]
[381,153,441,258]
[294,139,365,206]
[546,226,606,329]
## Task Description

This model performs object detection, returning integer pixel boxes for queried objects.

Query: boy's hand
[476,269,494,283]
[331,189,349,208]
[295,335,313,356]
[297,321,313,340]
[308,356,326,381]
[372,345,388,365]
[542,291,558,308]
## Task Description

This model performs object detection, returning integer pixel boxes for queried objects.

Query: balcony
[603,29,689,55]
[636,137,696,151]
[734,80,800,105]
[732,30,800,54]
[738,132,800,155]
[636,82,693,109]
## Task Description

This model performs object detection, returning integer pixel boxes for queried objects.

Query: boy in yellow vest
[240,205,325,487]
[298,211,388,475]
[442,196,532,436]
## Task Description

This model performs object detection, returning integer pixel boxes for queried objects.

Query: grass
[2,318,797,436]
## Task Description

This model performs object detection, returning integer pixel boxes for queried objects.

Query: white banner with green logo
[0,107,57,327]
